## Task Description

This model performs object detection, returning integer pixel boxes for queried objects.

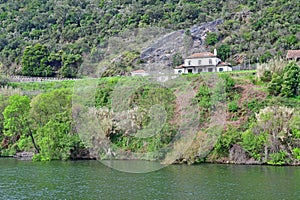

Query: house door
[188,69,193,73]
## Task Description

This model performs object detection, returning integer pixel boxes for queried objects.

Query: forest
[0,0,299,77]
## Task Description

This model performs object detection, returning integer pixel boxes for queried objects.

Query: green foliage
[60,53,82,78]
[172,53,183,67]
[0,0,299,74]
[95,77,120,108]
[205,32,218,45]
[280,62,300,97]
[218,44,231,61]
[268,73,283,96]
[34,111,79,161]
[195,84,211,122]
[292,148,300,160]
[21,43,81,78]
[260,70,272,82]
[3,95,31,137]
[267,151,288,165]
[22,43,50,77]
[213,126,240,156]
[219,73,235,93]
[240,130,267,160]
[0,75,9,87]
[228,101,239,113]
[268,62,300,97]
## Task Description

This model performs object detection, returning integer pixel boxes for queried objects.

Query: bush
[267,151,288,165]
[268,62,300,97]
[219,73,235,93]
[260,70,272,82]
[228,101,238,112]
[292,148,300,160]
[0,75,8,87]
[205,32,218,45]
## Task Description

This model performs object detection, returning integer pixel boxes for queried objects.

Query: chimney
[214,48,217,56]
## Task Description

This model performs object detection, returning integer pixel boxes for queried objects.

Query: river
[0,158,299,199]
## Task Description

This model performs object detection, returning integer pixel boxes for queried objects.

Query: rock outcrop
[229,144,261,165]
[140,19,223,73]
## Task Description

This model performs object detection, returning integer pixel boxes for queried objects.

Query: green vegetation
[0,87,82,161]
[21,43,82,77]
[0,61,299,165]
[0,0,299,76]
[267,61,300,97]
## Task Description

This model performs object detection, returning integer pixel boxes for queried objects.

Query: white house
[131,69,149,76]
[174,49,232,74]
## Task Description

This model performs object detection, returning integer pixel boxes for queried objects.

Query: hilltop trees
[1,0,299,75]
[21,43,82,78]
[22,44,51,77]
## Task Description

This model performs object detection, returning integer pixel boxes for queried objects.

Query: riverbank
[0,66,299,165]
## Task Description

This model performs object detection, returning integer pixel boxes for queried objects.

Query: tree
[280,62,300,97]
[268,62,300,97]
[205,32,218,45]
[268,73,282,96]
[21,43,51,77]
[3,95,40,153]
[29,89,78,160]
[60,53,82,78]
[218,44,231,61]
[172,53,183,67]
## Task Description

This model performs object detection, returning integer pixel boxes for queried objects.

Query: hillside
[0,61,299,165]
[0,0,299,77]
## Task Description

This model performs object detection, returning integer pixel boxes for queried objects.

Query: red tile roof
[286,50,300,59]
[187,52,216,59]
[131,69,146,73]
[217,62,232,66]
[175,64,184,69]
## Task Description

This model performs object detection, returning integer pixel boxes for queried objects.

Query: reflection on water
[0,158,299,199]
[101,160,165,173]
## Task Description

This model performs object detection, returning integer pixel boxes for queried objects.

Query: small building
[174,49,232,74]
[131,69,149,76]
[286,50,300,61]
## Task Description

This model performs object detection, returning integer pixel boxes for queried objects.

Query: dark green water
[0,158,299,200]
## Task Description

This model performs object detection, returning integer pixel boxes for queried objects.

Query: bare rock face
[229,144,261,165]
[140,19,223,73]
[14,152,34,160]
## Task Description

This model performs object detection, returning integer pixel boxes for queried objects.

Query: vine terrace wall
[7,76,80,82]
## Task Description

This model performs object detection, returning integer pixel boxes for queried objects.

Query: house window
[198,68,202,73]
[178,70,182,74]
[209,59,212,64]
[188,60,191,65]
[188,69,193,73]
[208,68,213,72]
[219,68,224,72]
[198,60,202,65]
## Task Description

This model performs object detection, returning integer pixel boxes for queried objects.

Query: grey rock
[140,19,223,73]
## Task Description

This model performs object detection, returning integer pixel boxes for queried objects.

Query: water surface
[0,159,299,199]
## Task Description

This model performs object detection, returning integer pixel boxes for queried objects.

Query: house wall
[174,68,184,74]
[131,72,149,76]
[216,66,232,72]
[184,57,220,67]
[185,66,217,73]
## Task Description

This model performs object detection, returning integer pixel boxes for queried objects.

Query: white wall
[184,57,220,67]
[174,68,184,74]
[185,66,217,73]
[216,66,232,72]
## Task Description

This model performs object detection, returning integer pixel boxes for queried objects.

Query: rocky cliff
[140,19,223,73]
